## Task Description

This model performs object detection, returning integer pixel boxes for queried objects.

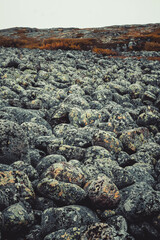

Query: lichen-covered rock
[81,222,122,240]
[0,190,9,211]
[84,146,112,164]
[84,175,121,209]
[29,149,45,168]
[137,111,160,127]
[83,164,104,181]
[69,107,101,127]
[1,106,51,129]
[34,196,56,211]
[128,83,144,99]
[53,123,76,138]
[56,144,86,161]
[35,135,56,151]
[41,205,99,236]
[0,164,13,172]
[47,138,64,155]
[129,221,160,240]
[42,162,86,187]
[138,142,160,160]
[92,130,122,153]
[44,226,87,240]
[117,151,133,167]
[118,182,160,222]
[119,127,150,153]
[37,178,87,205]
[92,88,113,102]
[2,201,34,234]
[62,126,93,147]
[0,119,30,164]
[21,122,52,146]
[108,111,136,133]
[0,171,35,208]
[130,151,156,165]
[36,154,67,175]
[143,90,157,102]
[63,94,90,109]
[125,163,156,187]
[111,166,134,189]
[11,161,38,181]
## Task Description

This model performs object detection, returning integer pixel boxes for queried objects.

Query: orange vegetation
[92,47,118,55]
[39,38,96,51]
[0,24,160,60]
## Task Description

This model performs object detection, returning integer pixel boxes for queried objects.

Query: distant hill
[0,23,160,60]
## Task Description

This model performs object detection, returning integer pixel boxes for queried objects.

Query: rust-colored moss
[0,24,160,61]
[39,38,96,51]
[92,47,117,56]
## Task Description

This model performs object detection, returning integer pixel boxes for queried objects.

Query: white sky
[0,0,160,30]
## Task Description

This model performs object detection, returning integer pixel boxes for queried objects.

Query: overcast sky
[0,0,160,30]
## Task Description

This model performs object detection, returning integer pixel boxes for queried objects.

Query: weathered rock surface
[0,23,160,239]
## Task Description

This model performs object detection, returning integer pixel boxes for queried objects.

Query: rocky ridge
[0,23,160,60]
[0,23,160,239]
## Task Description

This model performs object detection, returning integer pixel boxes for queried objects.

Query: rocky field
[0,40,160,239]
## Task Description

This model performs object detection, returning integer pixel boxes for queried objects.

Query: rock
[92,88,113,102]
[66,52,76,59]
[129,83,144,99]
[41,205,99,236]
[29,149,45,168]
[138,142,160,160]
[53,123,76,138]
[4,57,20,68]
[84,146,112,164]
[37,178,87,205]
[44,226,87,240]
[130,151,156,165]
[34,197,56,211]
[56,145,85,161]
[0,164,13,172]
[81,222,123,240]
[92,130,122,153]
[0,119,30,164]
[76,63,87,70]
[143,91,157,102]
[35,135,56,152]
[0,171,35,208]
[118,182,160,222]
[1,107,51,130]
[125,163,156,187]
[119,127,150,153]
[137,111,160,127]
[129,221,160,240]
[62,126,93,147]
[108,111,136,133]
[69,107,101,127]
[117,151,133,167]
[42,162,86,187]
[21,122,52,146]
[84,175,121,209]
[2,202,34,234]
[111,166,134,189]
[0,40,160,239]
[83,164,104,181]
[155,133,160,144]
[36,154,67,175]
[11,161,38,181]
[0,86,18,99]
[25,225,41,240]
[63,94,90,109]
